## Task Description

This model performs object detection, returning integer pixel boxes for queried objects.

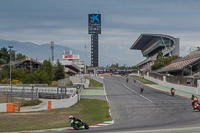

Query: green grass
[0,99,112,132]
[131,75,155,84]
[21,100,42,107]
[86,77,103,88]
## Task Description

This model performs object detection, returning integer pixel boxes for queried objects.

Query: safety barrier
[47,94,78,110]
[0,102,20,112]
[144,75,200,95]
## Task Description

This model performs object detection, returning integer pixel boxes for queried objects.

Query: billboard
[88,14,101,34]
[88,14,101,26]
[63,55,73,59]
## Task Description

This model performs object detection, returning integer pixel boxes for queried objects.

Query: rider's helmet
[69,115,73,119]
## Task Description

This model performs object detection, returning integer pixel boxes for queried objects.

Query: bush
[51,81,58,86]
[21,99,42,107]
[12,79,21,84]
[0,79,10,84]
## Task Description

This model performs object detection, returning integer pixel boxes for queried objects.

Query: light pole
[8,46,13,102]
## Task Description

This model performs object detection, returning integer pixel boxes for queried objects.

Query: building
[54,50,84,75]
[130,34,179,73]
[157,50,200,76]
[12,57,42,70]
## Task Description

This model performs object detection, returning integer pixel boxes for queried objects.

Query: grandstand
[130,34,179,72]
[13,57,42,70]
[157,50,200,76]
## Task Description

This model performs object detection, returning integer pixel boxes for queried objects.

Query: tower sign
[88,14,101,67]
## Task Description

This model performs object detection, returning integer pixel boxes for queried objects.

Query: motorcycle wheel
[72,124,79,130]
[83,123,89,129]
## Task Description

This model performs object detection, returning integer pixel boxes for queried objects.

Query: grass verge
[86,77,103,88]
[0,99,112,132]
[131,75,155,84]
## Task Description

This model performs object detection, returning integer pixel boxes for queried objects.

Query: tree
[110,63,119,68]
[42,60,54,84]
[0,47,9,63]
[0,58,6,65]
[23,70,50,84]
[151,55,179,70]
[54,60,65,80]
[12,68,26,82]
[16,53,26,61]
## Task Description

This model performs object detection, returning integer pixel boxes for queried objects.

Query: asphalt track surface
[53,76,200,133]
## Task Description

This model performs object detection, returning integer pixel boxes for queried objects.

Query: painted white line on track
[122,83,153,103]
[103,81,114,122]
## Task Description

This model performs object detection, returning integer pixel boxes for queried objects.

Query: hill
[0,39,84,61]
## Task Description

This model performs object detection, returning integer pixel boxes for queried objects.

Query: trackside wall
[144,75,200,95]
[0,103,6,112]
[48,94,78,110]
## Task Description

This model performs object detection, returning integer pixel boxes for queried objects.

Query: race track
[57,76,200,133]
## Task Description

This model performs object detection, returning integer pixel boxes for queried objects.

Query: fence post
[65,87,67,99]
[6,91,8,103]
[57,87,59,99]
[163,76,166,82]
[36,88,38,99]
[197,80,200,95]
[31,84,34,100]
[61,88,63,99]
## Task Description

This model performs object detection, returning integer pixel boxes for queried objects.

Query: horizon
[0,0,200,66]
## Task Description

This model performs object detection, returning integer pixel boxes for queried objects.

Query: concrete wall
[49,94,78,109]
[144,75,200,95]
[0,103,6,112]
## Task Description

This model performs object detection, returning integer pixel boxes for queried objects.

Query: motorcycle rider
[69,115,82,127]
[126,78,129,83]
[140,84,144,93]
[171,88,175,96]
[191,95,198,106]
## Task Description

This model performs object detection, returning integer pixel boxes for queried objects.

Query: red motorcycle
[193,102,200,111]
[171,88,175,96]
[191,95,200,111]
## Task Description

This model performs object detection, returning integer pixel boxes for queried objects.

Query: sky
[0,0,200,66]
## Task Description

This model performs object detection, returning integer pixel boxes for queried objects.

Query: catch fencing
[0,86,76,103]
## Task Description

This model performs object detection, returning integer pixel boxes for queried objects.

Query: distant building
[53,50,84,75]
[157,50,200,76]
[12,57,42,70]
[130,34,179,73]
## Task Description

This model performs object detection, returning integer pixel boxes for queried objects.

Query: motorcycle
[171,89,175,96]
[70,119,89,130]
[193,102,200,111]
[140,86,144,93]
[126,78,129,83]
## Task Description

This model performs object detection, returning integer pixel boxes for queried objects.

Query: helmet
[69,115,73,119]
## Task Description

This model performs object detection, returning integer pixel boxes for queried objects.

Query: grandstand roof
[158,51,200,72]
[130,34,177,50]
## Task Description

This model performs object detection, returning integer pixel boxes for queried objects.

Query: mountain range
[0,39,85,62]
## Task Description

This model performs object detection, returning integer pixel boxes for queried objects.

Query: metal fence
[0,86,77,103]
[0,87,38,103]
